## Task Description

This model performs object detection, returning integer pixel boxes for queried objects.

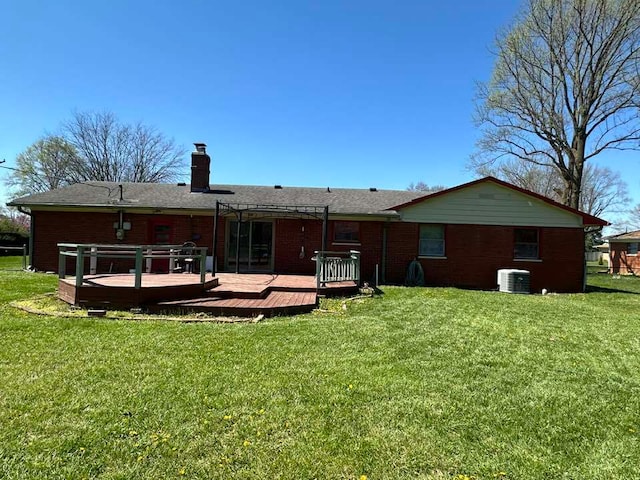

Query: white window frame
[333,221,360,245]
[419,224,445,257]
[514,228,540,260]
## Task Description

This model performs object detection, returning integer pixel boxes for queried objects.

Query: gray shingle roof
[8,182,424,216]
[608,230,640,241]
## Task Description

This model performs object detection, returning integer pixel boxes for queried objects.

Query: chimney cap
[193,143,207,153]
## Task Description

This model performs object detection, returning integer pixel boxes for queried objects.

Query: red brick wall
[610,243,640,274]
[31,210,585,292]
[32,210,214,273]
[385,223,585,292]
[273,218,323,274]
[271,219,384,281]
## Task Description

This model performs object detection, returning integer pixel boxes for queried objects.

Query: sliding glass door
[226,220,274,272]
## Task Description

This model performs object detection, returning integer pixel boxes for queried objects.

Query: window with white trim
[333,221,360,244]
[514,228,539,259]
[419,224,445,257]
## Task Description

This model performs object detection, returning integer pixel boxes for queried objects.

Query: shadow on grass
[585,284,640,295]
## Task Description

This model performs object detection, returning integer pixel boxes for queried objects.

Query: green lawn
[1,258,640,479]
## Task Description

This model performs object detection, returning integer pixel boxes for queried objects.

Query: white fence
[586,252,603,263]
[313,250,360,289]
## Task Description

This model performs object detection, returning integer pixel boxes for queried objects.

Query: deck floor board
[59,272,356,316]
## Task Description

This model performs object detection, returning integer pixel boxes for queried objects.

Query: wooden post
[200,247,206,284]
[58,245,66,279]
[235,211,242,274]
[145,248,152,273]
[134,247,143,289]
[321,206,328,253]
[352,250,361,286]
[212,201,219,276]
[75,245,85,288]
[315,251,322,290]
[169,248,176,272]
[90,246,98,274]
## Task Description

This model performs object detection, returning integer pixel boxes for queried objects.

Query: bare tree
[477,160,629,217]
[6,135,79,196]
[580,164,630,217]
[63,111,186,183]
[618,203,640,231]
[473,0,640,210]
[407,181,447,194]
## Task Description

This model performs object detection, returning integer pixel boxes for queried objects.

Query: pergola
[213,201,329,275]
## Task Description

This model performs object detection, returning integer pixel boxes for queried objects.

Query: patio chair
[176,241,197,273]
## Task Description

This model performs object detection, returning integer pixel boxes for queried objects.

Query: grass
[1,256,640,479]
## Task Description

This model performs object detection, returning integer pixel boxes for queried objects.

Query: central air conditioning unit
[497,269,530,294]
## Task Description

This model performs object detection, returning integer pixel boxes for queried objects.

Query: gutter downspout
[382,222,388,284]
[17,206,33,269]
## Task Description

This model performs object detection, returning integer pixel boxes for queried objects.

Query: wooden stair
[153,290,318,317]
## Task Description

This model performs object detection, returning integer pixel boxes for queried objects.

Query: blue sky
[1,0,637,210]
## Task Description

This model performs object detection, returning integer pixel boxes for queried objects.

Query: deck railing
[57,243,208,289]
[313,250,360,289]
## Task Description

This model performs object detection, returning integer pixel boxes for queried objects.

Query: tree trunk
[561,135,586,210]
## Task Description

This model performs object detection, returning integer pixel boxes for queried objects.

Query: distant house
[8,143,607,292]
[608,231,640,275]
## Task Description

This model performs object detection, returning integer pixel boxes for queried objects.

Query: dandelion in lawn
[179,468,186,475]
[258,408,265,414]
[348,384,353,389]
[223,415,232,420]
[243,440,251,447]
[360,475,367,480]
[493,472,507,478]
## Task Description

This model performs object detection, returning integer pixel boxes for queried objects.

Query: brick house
[8,144,607,292]
[608,230,640,275]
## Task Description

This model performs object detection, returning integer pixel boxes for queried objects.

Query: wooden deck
[58,273,219,307]
[58,272,358,317]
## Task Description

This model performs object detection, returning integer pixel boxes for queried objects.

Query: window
[419,224,445,257]
[333,221,360,243]
[628,243,638,255]
[514,228,539,259]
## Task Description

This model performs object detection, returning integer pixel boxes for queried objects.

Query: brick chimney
[190,143,210,192]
